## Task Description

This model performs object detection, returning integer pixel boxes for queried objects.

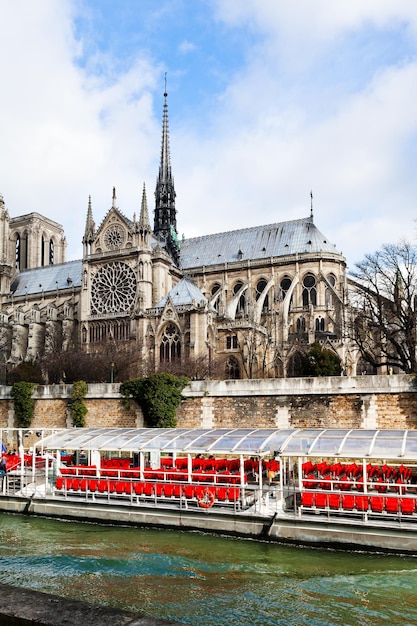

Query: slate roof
[8,217,342,298]
[155,277,209,308]
[10,259,83,297]
[179,217,341,269]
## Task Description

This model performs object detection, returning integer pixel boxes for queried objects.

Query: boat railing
[297,486,417,519]
[53,475,255,512]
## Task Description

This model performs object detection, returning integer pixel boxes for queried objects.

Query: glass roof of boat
[36,427,417,460]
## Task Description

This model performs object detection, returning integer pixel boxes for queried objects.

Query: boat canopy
[35,427,417,461]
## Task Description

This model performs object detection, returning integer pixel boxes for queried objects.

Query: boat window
[309,431,350,456]
[281,429,323,454]
[371,431,405,458]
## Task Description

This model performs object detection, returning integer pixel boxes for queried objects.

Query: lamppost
[110,361,115,384]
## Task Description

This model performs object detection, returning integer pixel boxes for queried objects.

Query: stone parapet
[0,375,416,431]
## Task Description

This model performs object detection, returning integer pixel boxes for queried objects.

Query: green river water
[0,512,417,625]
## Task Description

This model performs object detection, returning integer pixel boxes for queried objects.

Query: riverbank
[0,582,185,625]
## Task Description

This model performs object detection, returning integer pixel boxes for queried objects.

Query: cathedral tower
[154,90,180,265]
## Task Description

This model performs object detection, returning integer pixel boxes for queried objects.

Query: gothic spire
[154,85,177,242]
[139,183,151,231]
[83,195,95,245]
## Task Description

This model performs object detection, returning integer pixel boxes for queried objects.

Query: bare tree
[348,241,417,373]
[225,319,275,379]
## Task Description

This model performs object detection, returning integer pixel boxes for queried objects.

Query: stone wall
[0,375,417,432]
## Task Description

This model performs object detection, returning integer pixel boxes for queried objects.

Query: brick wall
[1,375,417,431]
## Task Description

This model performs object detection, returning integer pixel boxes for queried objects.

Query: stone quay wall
[0,375,416,433]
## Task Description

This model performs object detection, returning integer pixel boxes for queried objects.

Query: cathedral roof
[155,277,209,309]
[10,259,82,297]
[179,216,342,269]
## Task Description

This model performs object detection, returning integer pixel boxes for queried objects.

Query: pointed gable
[154,277,208,309]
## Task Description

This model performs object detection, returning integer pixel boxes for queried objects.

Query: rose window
[104,224,125,250]
[91,262,136,314]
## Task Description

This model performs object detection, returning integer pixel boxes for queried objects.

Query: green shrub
[301,342,342,377]
[70,380,88,427]
[120,373,189,428]
[11,382,36,428]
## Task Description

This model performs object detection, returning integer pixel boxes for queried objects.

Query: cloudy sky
[1,1,417,268]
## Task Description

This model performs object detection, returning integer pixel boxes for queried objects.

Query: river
[0,513,417,625]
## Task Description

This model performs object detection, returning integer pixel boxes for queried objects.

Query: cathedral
[0,93,353,381]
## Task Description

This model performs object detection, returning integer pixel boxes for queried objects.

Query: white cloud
[0,0,162,259]
[178,40,197,54]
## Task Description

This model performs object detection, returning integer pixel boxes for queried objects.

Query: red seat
[55,477,64,490]
[341,494,355,510]
[97,480,108,493]
[184,485,195,499]
[385,497,399,513]
[163,484,174,497]
[154,483,164,497]
[338,476,352,491]
[375,477,387,493]
[319,479,332,490]
[228,487,240,502]
[315,493,327,508]
[400,498,415,515]
[303,476,318,489]
[216,487,228,501]
[143,482,154,496]
[301,492,315,507]
[370,496,384,512]
[328,493,340,509]
[124,482,132,495]
[173,484,183,497]
[355,495,369,511]
[133,482,144,495]
[88,479,98,492]
[115,481,125,494]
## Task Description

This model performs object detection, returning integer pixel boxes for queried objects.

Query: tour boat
[1,427,417,553]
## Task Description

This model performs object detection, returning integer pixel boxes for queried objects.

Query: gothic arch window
[256,278,269,311]
[327,274,336,287]
[211,283,221,312]
[49,239,54,265]
[280,276,293,306]
[160,323,181,362]
[287,351,305,377]
[88,319,131,344]
[302,273,317,307]
[315,317,325,332]
[226,334,238,350]
[15,234,20,269]
[296,317,306,333]
[225,356,240,379]
[233,281,245,317]
[297,317,306,334]
[325,273,336,306]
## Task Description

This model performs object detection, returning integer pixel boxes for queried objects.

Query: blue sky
[1,0,417,266]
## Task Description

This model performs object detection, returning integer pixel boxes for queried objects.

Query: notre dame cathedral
[0,93,355,382]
